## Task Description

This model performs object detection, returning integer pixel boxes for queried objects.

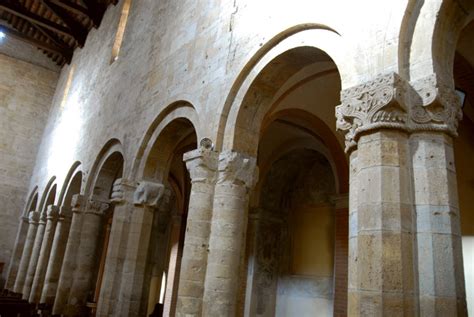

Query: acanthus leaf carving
[410,74,462,135]
[336,72,408,152]
[110,178,137,205]
[86,199,110,216]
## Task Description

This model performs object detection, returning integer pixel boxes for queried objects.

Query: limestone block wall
[26,0,410,198]
[0,52,58,280]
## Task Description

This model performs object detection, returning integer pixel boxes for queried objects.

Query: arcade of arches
[0,1,474,316]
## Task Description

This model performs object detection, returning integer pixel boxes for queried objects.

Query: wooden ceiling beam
[45,0,91,19]
[0,24,72,63]
[0,1,76,41]
[82,0,106,27]
[41,0,87,47]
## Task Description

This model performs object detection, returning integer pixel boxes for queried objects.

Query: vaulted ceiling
[0,0,117,66]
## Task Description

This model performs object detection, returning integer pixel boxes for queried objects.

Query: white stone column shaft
[22,210,47,299]
[40,205,73,305]
[96,179,137,317]
[52,194,85,315]
[64,199,109,316]
[13,211,40,294]
[113,180,165,316]
[202,150,258,317]
[411,133,467,315]
[5,214,30,290]
[176,147,218,317]
[29,205,59,303]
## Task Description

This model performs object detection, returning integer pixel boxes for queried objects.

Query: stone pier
[202,150,258,317]
[176,146,218,317]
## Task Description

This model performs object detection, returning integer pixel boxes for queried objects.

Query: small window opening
[110,0,132,63]
[60,65,75,109]
[159,271,167,304]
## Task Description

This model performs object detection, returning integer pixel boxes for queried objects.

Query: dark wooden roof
[0,0,117,66]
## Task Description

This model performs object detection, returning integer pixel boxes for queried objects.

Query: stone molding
[336,72,462,152]
[133,181,164,208]
[46,205,59,221]
[85,199,110,216]
[183,145,219,184]
[71,194,85,213]
[28,211,40,224]
[411,74,462,136]
[217,151,259,190]
[110,178,138,205]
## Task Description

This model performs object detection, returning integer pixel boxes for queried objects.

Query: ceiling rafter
[0,24,72,62]
[40,0,88,47]
[0,0,117,66]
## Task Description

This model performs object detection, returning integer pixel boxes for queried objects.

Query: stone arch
[38,177,57,215]
[132,101,199,181]
[84,139,124,201]
[261,109,348,194]
[57,162,82,207]
[218,25,357,152]
[23,187,39,217]
[405,0,474,82]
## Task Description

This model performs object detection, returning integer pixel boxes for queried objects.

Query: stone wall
[0,51,58,281]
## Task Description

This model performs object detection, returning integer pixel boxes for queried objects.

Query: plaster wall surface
[0,52,58,279]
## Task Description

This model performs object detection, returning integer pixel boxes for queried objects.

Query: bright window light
[0,31,6,40]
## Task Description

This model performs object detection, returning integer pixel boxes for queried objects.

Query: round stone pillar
[64,198,109,316]
[411,75,467,316]
[23,209,48,299]
[41,205,73,305]
[13,211,40,294]
[52,194,85,315]
[112,180,164,317]
[5,214,30,290]
[202,150,258,317]
[176,146,218,317]
[29,205,59,303]
[95,178,138,317]
[336,73,416,315]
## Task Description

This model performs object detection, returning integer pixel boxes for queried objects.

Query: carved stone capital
[110,178,137,205]
[86,199,110,216]
[336,72,408,152]
[410,74,462,135]
[46,205,60,221]
[59,206,73,220]
[217,151,259,189]
[133,181,164,208]
[28,211,40,224]
[183,145,219,184]
[71,194,85,213]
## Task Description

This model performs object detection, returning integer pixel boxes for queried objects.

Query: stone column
[13,211,39,294]
[52,194,85,315]
[202,150,258,317]
[29,205,59,303]
[41,205,73,305]
[5,214,30,290]
[95,178,137,316]
[113,180,165,317]
[411,75,467,315]
[336,73,416,315]
[64,198,109,316]
[23,209,48,300]
[176,145,219,317]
